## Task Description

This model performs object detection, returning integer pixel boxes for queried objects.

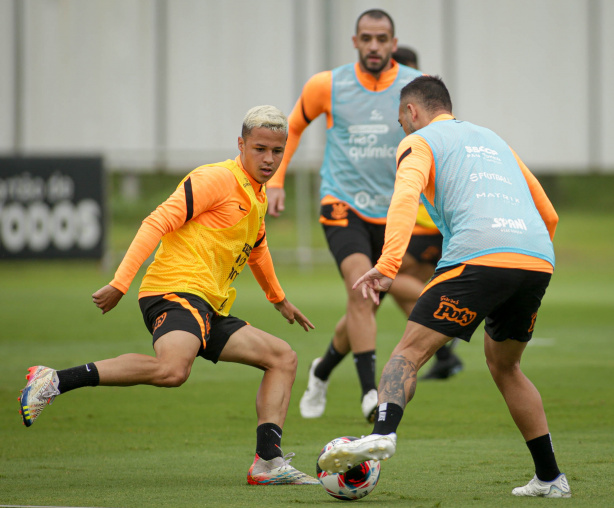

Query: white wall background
[1,0,612,174]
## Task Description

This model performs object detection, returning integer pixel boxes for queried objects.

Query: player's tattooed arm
[378,355,418,409]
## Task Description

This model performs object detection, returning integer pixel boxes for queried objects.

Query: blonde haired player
[19,105,319,486]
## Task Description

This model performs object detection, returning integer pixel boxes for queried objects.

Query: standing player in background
[392,45,463,380]
[267,9,424,422]
[19,106,319,486]
[319,76,570,498]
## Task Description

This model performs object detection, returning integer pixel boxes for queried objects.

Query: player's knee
[347,288,375,311]
[156,364,191,387]
[485,356,520,379]
[280,347,298,372]
[269,344,297,375]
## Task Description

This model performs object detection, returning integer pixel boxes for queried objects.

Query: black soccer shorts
[139,292,247,363]
[409,263,551,342]
[406,232,443,267]
[320,202,386,269]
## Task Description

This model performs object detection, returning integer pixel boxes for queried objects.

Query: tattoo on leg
[379,355,417,409]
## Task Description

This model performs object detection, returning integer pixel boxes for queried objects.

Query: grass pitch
[1,209,613,507]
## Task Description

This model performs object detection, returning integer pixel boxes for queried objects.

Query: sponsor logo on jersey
[465,145,502,163]
[469,172,512,185]
[369,109,384,121]
[354,191,391,209]
[492,218,527,230]
[476,192,521,205]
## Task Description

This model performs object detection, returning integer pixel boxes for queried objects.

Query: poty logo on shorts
[433,299,476,326]
[492,217,527,230]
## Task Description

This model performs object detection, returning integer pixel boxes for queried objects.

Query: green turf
[1,206,613,506]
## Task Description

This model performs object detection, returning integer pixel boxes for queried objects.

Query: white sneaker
[318,433,397,474]
[19,366,60,427]
[361,389,378,422]
[512,473,571,498]
[247,452,319,485]
[299,358,329,418]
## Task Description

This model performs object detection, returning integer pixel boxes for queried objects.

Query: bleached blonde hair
[241,105,288,138]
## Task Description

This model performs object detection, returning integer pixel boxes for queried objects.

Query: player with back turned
[318,76,571,498]
[19,105,319,486]
[392,45,463,380]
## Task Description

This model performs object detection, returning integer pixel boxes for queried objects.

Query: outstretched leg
[19,331,200,426]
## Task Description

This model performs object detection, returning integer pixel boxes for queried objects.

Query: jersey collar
[354,60,399,91]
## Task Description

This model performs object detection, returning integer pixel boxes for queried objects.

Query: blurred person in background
[319,76,570,499]
[267,9,425,422]
[19,105,320,487]
[393,45,419,69]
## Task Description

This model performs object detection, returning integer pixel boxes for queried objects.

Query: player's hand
[352,268,393,305]
[92,284,124,314]
[267,187,286,217]
[273,298,315,331]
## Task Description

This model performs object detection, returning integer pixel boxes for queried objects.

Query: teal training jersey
[321,63,422,219]
[417,119,555,269]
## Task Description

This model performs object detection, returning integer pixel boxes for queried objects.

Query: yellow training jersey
[110,157,284,315]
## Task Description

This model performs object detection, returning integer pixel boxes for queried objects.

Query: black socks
[314,341,347,381]
[314,343,377,398]
[56,363,99,394]
[526,433,561,482]
[353,350,377,396]
[256,423,283,460]
[372,402,404,435]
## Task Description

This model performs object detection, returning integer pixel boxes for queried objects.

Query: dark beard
[360,54,390,76]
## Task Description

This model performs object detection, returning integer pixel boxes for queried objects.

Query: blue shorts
[409,264,551,342]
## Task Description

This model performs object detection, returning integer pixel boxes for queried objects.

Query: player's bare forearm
[378,355,417,409]
[92,284,124,314]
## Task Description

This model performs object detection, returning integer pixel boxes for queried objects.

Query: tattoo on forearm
[379,355,418,409]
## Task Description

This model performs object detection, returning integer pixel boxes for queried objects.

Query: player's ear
[352,35,358,49]
[238,136,245,153]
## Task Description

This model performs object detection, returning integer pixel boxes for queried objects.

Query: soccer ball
[316,436,381,500]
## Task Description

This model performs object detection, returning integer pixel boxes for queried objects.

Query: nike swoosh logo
[271,429,282,439]
[239,205,247,211]
[86,365,91,372]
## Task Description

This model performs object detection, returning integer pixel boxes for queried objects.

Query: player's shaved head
[356,9,395,36]
[242,105,288,139]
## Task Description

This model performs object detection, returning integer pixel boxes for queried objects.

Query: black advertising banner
[0,157,105,259]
